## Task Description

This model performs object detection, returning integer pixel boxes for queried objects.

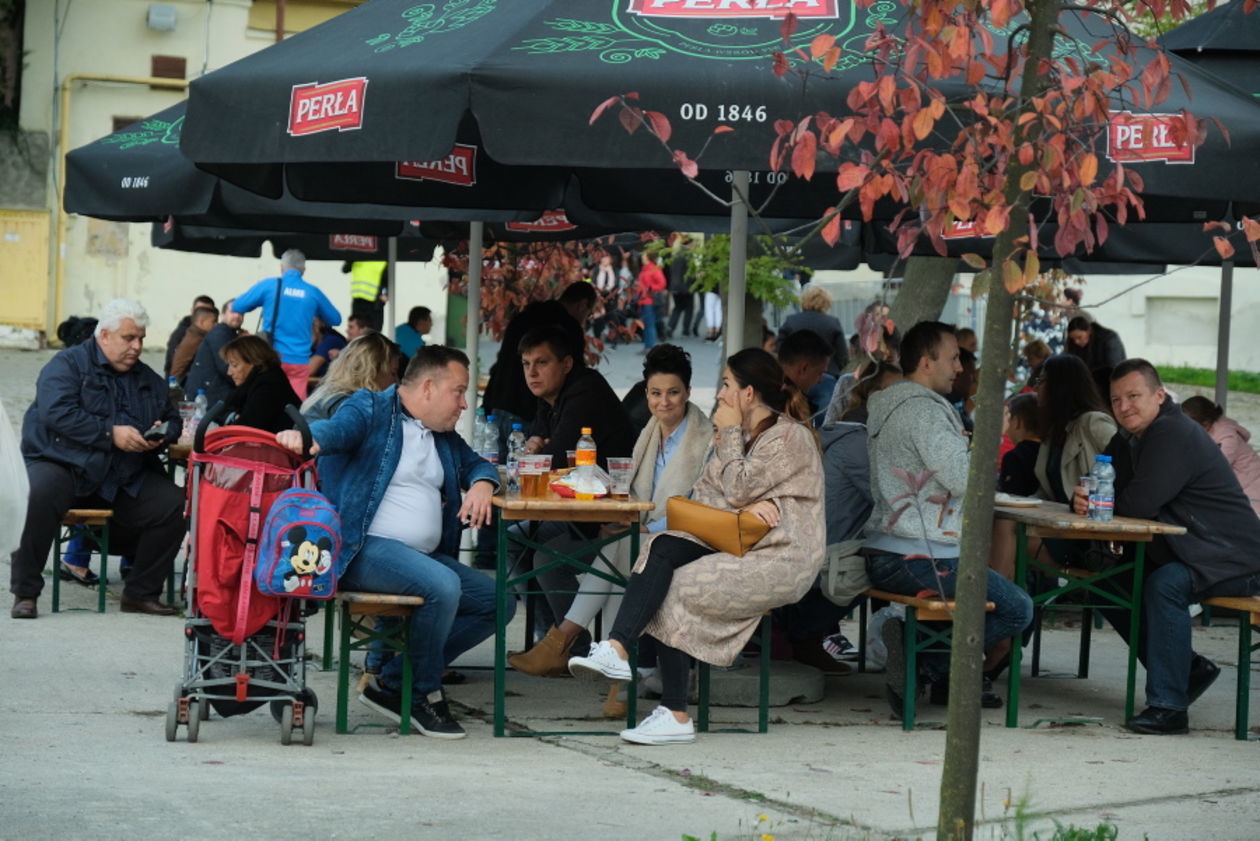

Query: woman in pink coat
[1181,396,1260,516]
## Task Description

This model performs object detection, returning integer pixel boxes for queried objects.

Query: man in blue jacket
[10,299,184,619]
[234,249,341,401]
[276,345,507,738]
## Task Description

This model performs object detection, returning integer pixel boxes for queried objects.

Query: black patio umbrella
[1160,0,1260,93]
[152,219,439,262]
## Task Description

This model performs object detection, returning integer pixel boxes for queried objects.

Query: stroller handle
[193,399,231,453]
[286,405,314,457]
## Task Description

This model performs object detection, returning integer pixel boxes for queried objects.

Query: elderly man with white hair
[10,299,185,619]
[233,249,342,400]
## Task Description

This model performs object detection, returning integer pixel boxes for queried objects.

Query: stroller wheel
[199,698,211,721]
[302,706,316,746]
[279,704,294,745]
[271,688,318,723]
[165,702,179,742]
[186,701,201,743]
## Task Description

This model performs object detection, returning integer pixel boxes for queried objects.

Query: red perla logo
[288,77,368,137]
[1107,112,1195,164]
[626,0,839,18]
[941,221,994,240]
[396,144,477,186]
[505,211,578,233]
[329,234,379,253]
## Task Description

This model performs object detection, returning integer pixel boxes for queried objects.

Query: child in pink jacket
[1182,396,1260,516]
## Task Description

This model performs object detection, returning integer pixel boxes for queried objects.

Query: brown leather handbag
[665,496,770,557]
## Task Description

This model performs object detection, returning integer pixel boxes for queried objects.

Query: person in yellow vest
[343,261,389,332]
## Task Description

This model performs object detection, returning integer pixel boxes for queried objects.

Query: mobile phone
[143,424,168,442]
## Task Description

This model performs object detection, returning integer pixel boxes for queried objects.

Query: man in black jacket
[11,299,185,619]
[183,298,245,408]
[1073,359,1260,734]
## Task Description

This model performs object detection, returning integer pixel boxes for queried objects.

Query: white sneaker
[620,705,696,745]
[568,640,632,681]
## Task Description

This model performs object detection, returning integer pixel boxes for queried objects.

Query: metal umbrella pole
[1216,260,1234,411]
[385,236,397,340]
[724,170,750,362]
[460,220,484,442]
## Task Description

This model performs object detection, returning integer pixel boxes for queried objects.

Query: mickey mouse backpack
[255,488,342,599]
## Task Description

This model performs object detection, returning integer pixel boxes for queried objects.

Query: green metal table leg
[697,663,711,732]
[1235,617,1253,741]
[902,607,918,731]
[758,615,771,733]
[627,528,640,729]
[97,523,110,614]
[399,621,412,736]
[1124,544,1146,724]
[322,601,335,671]
[336,603,352,734]
[1007,523,1029,727]
[52,527,63,614]
[494,512,508,737]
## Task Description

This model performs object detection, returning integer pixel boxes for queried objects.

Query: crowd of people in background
[12,252,1260,745]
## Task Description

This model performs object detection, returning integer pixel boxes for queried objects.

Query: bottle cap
[197,389,205,395]
[512,423,522,430]
[581,427,592,435]
[1097,455,1112,463]
[487,415,496,422]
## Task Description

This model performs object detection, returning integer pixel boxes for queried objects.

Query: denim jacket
[309,386,499,565]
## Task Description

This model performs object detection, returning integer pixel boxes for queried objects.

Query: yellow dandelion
[761,835,775,841]
[757,814,769,823]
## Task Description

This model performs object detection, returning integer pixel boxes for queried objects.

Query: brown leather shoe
[507,626,574,677]
[120,595,178,616]
[10,598,37,619]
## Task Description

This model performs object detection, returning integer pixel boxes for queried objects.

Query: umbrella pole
[1215,260,1233,411]
[724,170,750,362]
[461,220,484,442]
[385,236,397,341]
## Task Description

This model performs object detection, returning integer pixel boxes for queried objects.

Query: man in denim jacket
[11,299,183,619]
[277,345,508,738]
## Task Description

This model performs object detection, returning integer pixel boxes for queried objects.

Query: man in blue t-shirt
[395,306,432,359]
[234,249,341,400]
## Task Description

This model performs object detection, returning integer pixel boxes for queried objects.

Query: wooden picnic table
[995,500,1186,727]
[492,491,655,737]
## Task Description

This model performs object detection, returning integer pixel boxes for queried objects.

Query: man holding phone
[9,299,185,620]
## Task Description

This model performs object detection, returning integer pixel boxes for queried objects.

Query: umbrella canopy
[181,1,1260,212]
[1160,0,1260,92]
[152,219,439,262]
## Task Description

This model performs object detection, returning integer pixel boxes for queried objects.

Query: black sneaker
[358,678,416,730]
[411,690,467,740]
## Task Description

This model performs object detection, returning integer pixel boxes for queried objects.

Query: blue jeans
[1140,564,1260,710]
[640,303,658,349]
[340,536,510,695]
[865,551,1034,682]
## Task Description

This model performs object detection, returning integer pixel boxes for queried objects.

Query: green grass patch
[1157,366,1260,395]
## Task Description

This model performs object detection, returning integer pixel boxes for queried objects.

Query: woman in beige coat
[568,348,825,745]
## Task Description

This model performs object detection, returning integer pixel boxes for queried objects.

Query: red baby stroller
[166,408,319,745]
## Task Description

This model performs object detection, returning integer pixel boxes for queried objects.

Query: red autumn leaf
[837,163,868,192]
[712,125,735,134]
[589,95,620,125]
[1213,236,1236,260]
[1242,217,1260,243]
[779,11,798,41]
[645,110,671,143]
[672,149,699,179]
[791,131,818,181]
[810,33,836,59]
[821,209,841,247]
[618,106,640,135]
[773,51,791,78]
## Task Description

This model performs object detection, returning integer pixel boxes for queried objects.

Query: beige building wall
[13,0,448,346]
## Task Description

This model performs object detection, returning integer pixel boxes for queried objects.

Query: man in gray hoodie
[862,321,1033,718]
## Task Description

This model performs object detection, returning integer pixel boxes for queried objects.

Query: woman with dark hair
[1065,315,1126,372]
[1034,354,1116,503]
[839,362,902,424]
[567,348,824,745]
[221,334,300,433]
[1181,396,1260,516]
[511,346,713,714]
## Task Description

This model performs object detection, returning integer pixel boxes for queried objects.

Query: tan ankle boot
[507,626,574,677]
[602,682,628,720]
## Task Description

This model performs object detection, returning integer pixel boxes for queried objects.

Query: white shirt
[366,415,445,554]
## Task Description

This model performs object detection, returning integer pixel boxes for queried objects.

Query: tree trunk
[890,256,956,328]
[936,0,1061,837]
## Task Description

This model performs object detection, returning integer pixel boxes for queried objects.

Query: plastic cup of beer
[606,457,634,499]
[522,455,553,498]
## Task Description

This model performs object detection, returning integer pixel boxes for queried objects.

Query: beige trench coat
[634,416,825,666]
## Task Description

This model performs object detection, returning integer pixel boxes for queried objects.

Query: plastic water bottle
[473,407,488,452]
[506,423,526,494]
[1092,455,1116,522]
[482,414,500,464]
[167,376,183,409]
[193,389,208,427]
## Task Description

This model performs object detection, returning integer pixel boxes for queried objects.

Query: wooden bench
[51,509,112,614]
[334,592,426,735]
[858,588,995,730]
[1200,595,1260,741]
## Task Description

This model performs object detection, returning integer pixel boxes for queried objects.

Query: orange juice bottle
[574,428,598,499]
